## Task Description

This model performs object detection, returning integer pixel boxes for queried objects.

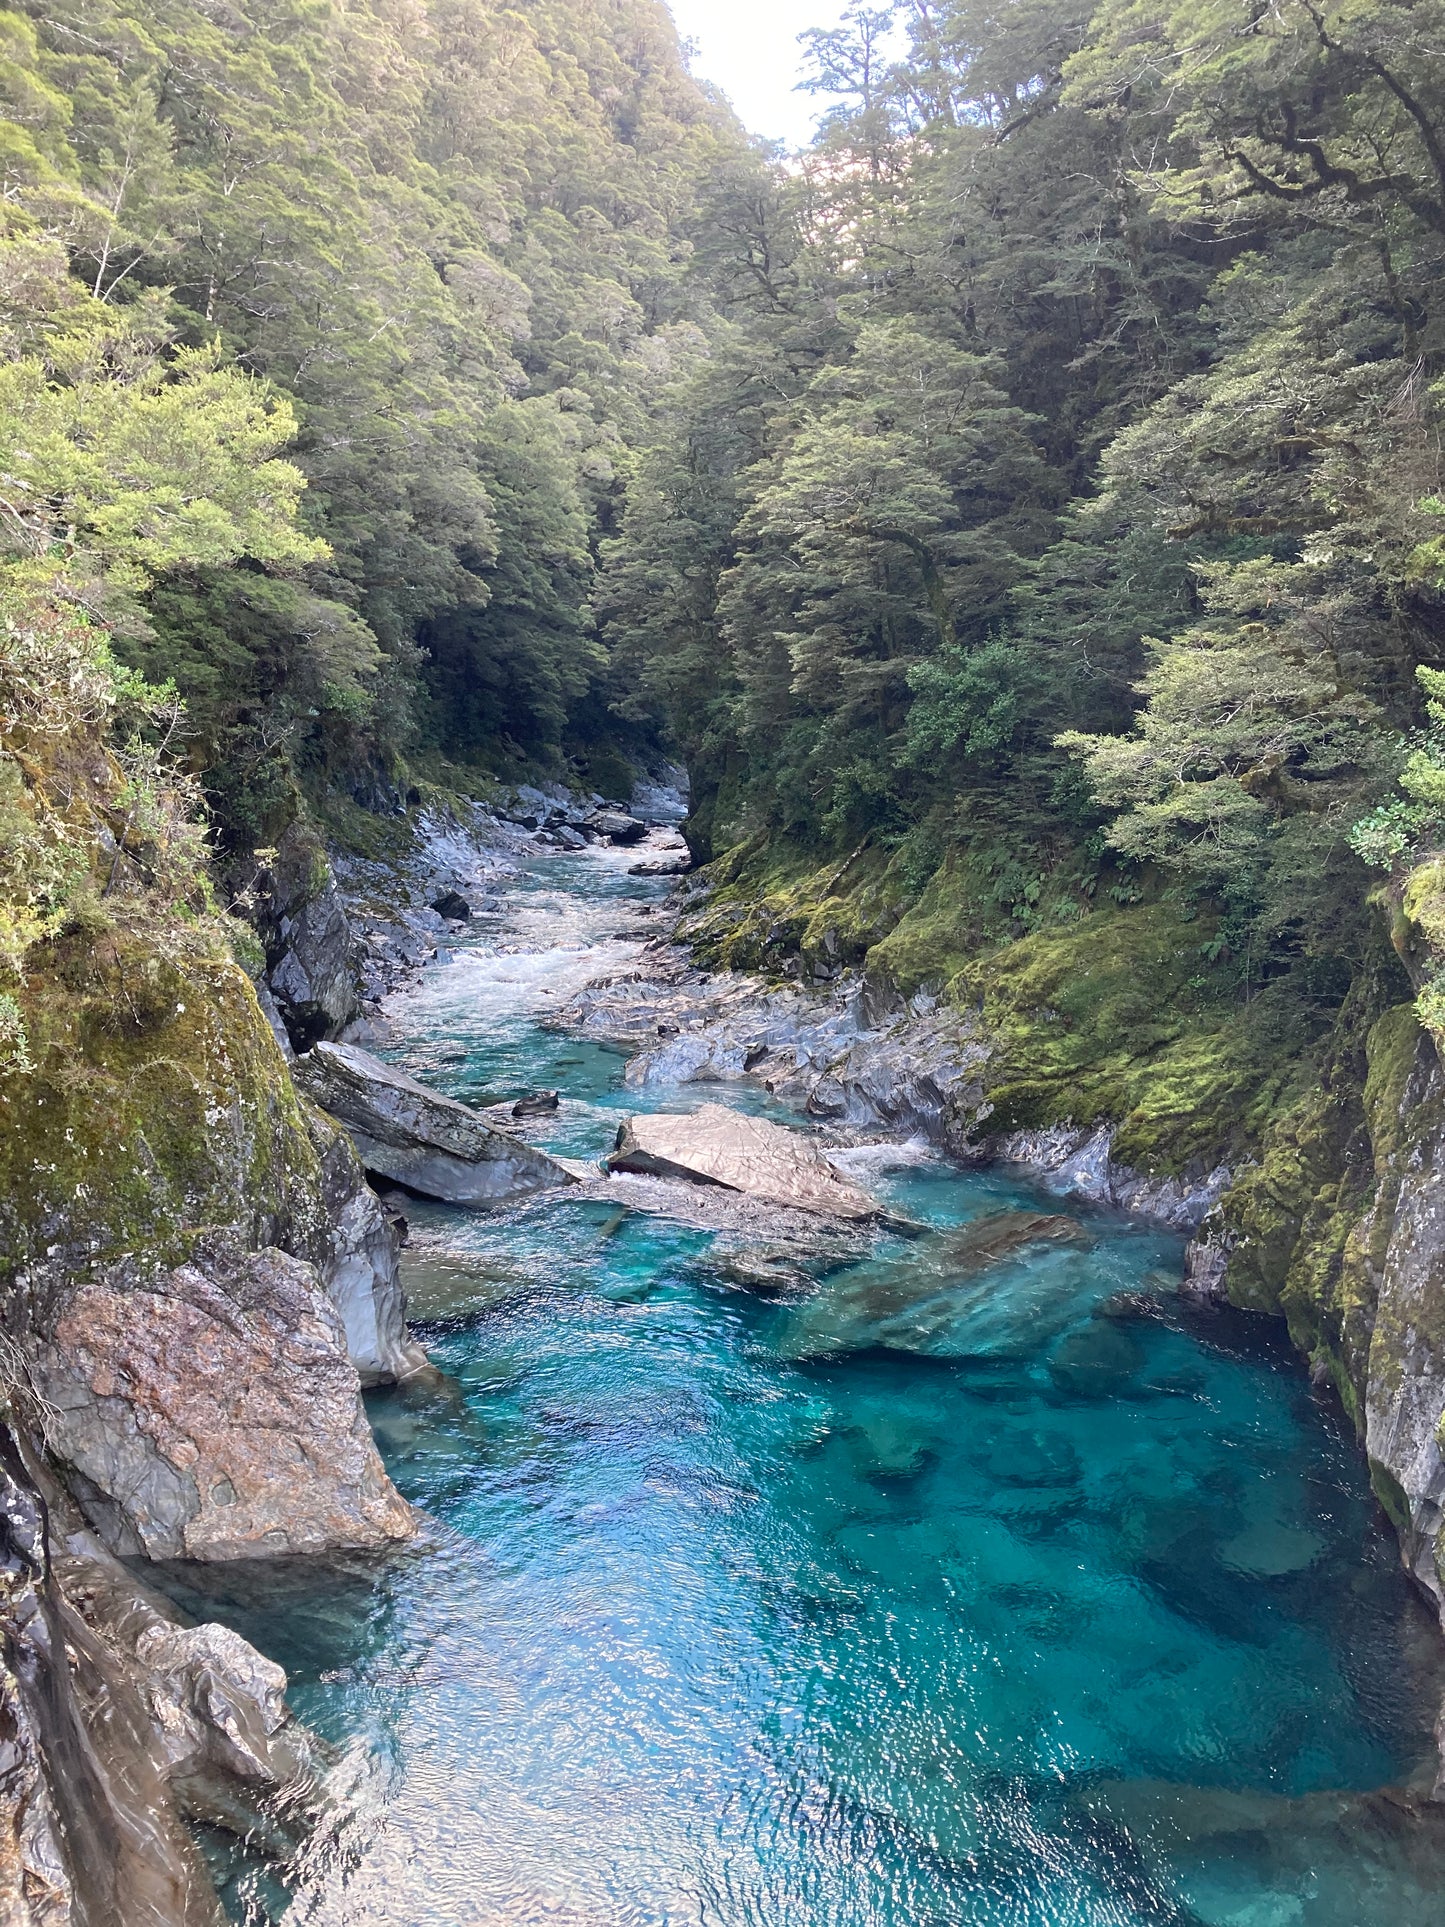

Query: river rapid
[170,839,1445,1927]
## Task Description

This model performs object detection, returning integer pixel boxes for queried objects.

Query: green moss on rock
[678,842,906,977]
[952,903,1317,1177]
[0,916,331,1308]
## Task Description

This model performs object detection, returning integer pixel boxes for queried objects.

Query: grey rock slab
[607,1104,879,1220]
[294,1040,576,1205]
[309,1109,429,1384]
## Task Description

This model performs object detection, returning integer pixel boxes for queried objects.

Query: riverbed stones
[294,1040,575,1205]
[628,855,690,876]
[607,1105,877,1219]
[31,1248,417,1562]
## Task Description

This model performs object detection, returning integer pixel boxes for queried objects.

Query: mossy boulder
[0,915,417,1382]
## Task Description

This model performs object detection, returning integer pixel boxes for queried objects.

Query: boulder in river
[294,1040,576,1204]
[587,809,647,844]
[628,855,690,876]
[607,1104,878,1220]
[512,1089,560,1118]
[777,1211,1095,1359]
[430,889,471,920]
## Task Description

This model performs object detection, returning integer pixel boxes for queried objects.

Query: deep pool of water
[176,846,1445,1926]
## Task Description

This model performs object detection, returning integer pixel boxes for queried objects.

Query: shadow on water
[159,846,1445,1927]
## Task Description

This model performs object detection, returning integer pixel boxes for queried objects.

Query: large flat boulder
[293,1041,575,1205]
[606,1104,877,1220]
[32,1248,417,1562]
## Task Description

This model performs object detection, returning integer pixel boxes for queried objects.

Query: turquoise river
[164,842,1445,1926]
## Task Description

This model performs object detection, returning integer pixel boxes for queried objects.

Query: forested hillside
[5,0,1445,1227]
[2,0,737,865]
[595,1,1445,1198]
[610,0,1445,967]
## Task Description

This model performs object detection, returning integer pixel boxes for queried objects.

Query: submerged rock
[512,1089,560,1118]
[777,1211,1094,1359]
[31,1247,417,1562]
[294,1040,575,1205]
[607,1104,878,1220]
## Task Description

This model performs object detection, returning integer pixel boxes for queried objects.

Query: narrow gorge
[6,0,1445,1922]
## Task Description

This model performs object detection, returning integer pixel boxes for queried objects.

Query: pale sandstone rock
[607,1104,878,1220]
[33,1249,416,1562]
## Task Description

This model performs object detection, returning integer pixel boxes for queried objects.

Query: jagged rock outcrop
[0,926,425,1396]
[308,1108,428,1384]
[608,1105,879,1220]
[251,825,360,1051]
[0,1445,225,1926]
[51,1543,324,1850]
[29,1247,417,1562]
[982,1122,1233,1227]
[294,1041,575,1205]
[0,1425,333,1925]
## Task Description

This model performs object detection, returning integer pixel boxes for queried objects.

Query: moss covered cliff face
[1198,992,1445,1617]
[682,839,1330,1187]
[0,921,329,1304]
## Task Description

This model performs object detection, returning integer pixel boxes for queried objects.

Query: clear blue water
[181,847,1445,1926]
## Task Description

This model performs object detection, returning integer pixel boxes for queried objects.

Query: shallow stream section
[169,846,1445,1926]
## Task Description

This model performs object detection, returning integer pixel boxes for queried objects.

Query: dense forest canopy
[3,0,1445,1040]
